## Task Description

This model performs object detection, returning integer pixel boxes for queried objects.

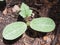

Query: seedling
[2,3,56,40]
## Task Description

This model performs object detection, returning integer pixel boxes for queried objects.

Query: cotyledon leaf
[2,22,27,40]
[30,17,56,32]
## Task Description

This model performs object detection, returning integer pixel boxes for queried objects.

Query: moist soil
[0,0,60,45]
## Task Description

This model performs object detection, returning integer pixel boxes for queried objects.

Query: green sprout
[2,3,56,40]
[19,3,32,18]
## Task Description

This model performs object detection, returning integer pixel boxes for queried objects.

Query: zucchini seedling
[2,3,56,40]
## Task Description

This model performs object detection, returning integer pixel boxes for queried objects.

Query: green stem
[24,17,30,26]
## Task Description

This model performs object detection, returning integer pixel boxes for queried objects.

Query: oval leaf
[2,22,27,40]
[30,17,56,32]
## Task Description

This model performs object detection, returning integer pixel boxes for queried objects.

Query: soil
[0,0,60,45]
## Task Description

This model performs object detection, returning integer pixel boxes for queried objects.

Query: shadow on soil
[3,35,22,45]
[17,15,26,22]
[25,27,47,38]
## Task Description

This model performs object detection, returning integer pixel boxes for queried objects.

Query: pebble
[43,36,51,43]
[43,36,48,41]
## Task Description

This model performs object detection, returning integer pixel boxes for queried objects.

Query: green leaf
[19,3,32,18]
[30,17,56,32]
[2,22,27,40]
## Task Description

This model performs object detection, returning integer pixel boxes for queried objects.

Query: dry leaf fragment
[12,5,20,12]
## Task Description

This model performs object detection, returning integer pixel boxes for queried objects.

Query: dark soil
[0,0,60,45]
